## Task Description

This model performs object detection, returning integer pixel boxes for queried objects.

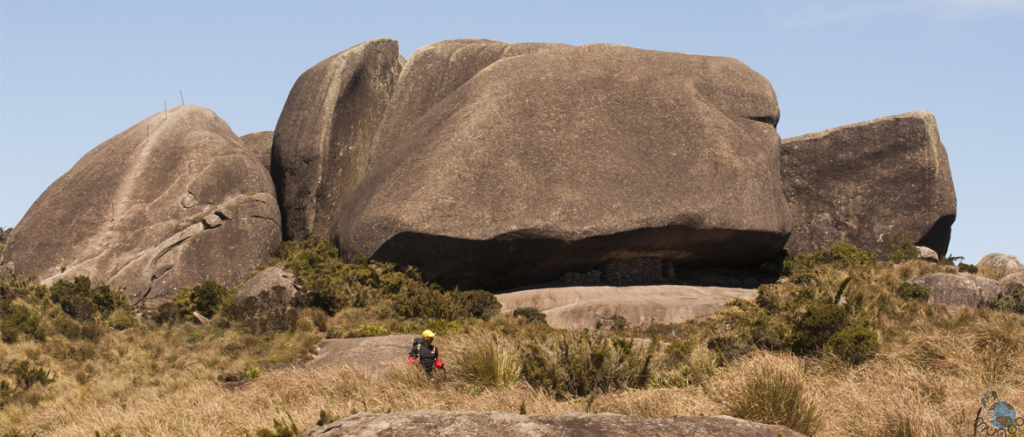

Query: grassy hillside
[1,236,1021,436]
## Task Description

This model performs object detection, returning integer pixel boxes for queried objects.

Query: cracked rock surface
[1,105,281,305]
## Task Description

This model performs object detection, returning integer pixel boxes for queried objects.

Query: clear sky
[1,1,1021,263]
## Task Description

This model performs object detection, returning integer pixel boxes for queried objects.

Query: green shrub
[54,317,83,339]
[759,249,794,276]
[519,330,655,397]
[461,289,501,320]
[0,304,45,343]
[106,307,136,330]
[793,302,849,354]
[255,414,300,437]
[12,360,56,389]
[174,280,232,318]
[887,231,919,263]
[981,281,1024,314]
[958,263,978,274]
[895,282,930,302]
[316,409,339,426]
[826,326,880,365]
[799,242,877,270]
[513,307,547,324]
[727,357,822,436]
[49,276,130,321]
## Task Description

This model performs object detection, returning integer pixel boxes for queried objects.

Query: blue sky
[2,1,1022,263]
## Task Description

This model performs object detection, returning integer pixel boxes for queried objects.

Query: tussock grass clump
[726,353,822,436]
[450,331,522,388]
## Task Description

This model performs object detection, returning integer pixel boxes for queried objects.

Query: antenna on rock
[180,90,185,106]
[164,101,168,119]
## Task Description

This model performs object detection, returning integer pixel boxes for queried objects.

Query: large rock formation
[272,38,403,241]
[302,410,806,437]
[240,131,273,172]
[0,105,281,305]
[909,273,999,309]
[781,111,956,256]
[332,40,792,288]
[977,253,1024,273]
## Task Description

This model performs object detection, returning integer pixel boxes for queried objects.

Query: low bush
[0,303,45,343]
[887,231,919,263]
[895,282,930,301]
[959,263,978,274]
[519,330,655,397]
[173,280,233,318]
[513,307,547,324]
[279,236,498,322]
[981,281,1024,314]
[11,361,56,389]
[48,276,130,322]
[826,326,880,365]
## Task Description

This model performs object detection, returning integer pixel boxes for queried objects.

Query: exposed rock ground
[302,410,806,437]
[977,253,1024,273]
[1,105,280,305]
[781,110,956,257]
[272,38,403,241]
[909,273,1000,309]
[333,40,791,288]
[497,284,757,329]
[306,334,414,373]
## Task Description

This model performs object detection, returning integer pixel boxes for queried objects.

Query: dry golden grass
[7,306,1021,437]
[4,259,1024,436]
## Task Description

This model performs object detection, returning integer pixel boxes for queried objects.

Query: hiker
[409,329,443,380]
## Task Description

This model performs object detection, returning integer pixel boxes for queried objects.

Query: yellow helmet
[422,330,436,338]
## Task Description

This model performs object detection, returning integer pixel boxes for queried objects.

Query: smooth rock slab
[1,105,280,305]
[781,110,956,256]
[306,334,414,373]
[334,40,791,288]
[977,253,1024,273]
[497,284,757,329]
[302,410,806,437]
[909,273,1000,309]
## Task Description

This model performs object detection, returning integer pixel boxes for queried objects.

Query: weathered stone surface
[977,253,1024,273]
[306,334,413,373]
[234,266,300,302]
[0,105,281,305]
[497,284,757,329]
[272,38,403,241]
[333,40,791,288]
[303,410,806,437]
[917,246,939,262]
[781,111,956,256]
[909,273,999,309]
[1000,273,1024,294]
[240,131,273,172]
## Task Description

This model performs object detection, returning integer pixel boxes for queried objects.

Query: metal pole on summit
[180,90,185,105]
